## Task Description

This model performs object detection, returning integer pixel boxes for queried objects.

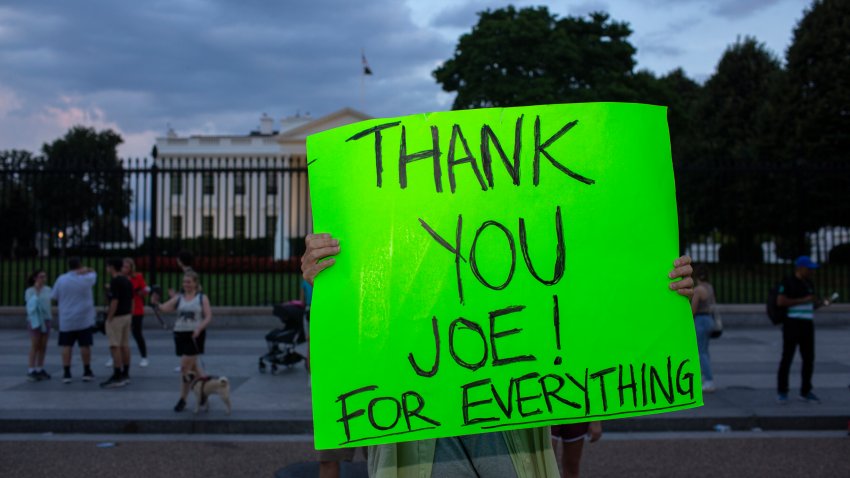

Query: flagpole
[360,48,366,111]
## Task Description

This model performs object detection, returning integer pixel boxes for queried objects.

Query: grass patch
[1,257,302,307]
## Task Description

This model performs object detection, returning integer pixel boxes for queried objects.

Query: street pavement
[0,322,848,476]
[1,432,849,478]
[1,322,848,434]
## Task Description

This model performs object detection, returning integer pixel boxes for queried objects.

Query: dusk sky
[0,0,811,158]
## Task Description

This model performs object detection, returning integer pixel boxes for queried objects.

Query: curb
[607,415,849,433]
[1,415,845,436]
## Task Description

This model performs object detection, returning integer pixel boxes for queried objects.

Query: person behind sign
[550,422,601,478]
[302,233,694,478]
[690,265,717,393]
[151,270,212,412]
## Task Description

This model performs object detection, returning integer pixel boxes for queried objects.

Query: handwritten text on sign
[306,103,702,450]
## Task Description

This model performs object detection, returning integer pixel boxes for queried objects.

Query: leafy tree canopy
[433,6,644,109]
[38,126,132,242]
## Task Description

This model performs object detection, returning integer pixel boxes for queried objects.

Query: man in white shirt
[51,257,98,384]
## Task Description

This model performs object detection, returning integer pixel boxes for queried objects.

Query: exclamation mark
[553,294,562,365]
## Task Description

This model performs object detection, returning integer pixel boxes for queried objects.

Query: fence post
[149,161,159,285]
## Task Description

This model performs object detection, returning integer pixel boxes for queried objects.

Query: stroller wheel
[271,363,279,375]
[259,359,266,373]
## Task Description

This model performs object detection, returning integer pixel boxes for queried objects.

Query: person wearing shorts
[551,422,602,478]
[101,258,133,389]
[51,257,97,384]
[152,270,212,412]
[25,270,53,381]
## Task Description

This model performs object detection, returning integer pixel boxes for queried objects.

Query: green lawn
[2,258,847,306]
[701,263,849,304]
[1,257,302,307]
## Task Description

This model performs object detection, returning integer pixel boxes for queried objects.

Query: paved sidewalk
[0,323,848,435]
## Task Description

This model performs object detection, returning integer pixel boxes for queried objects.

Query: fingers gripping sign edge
[302,233,340,286]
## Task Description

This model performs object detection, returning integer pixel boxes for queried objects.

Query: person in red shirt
[122,258,150,367]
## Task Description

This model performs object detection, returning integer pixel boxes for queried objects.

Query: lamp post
[58,230,65,259]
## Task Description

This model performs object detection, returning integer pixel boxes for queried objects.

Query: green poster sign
[306,103,701,450]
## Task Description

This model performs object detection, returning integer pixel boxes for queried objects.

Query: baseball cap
[794,256,819,269]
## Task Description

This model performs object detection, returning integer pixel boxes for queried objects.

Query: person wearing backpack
[776,256,832,404]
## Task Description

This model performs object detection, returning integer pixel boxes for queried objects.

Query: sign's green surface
[306,103,701,450]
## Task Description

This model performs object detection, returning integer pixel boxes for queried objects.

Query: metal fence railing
[675,161,850,304]
[1,158,848,305]
[1,158,310,306]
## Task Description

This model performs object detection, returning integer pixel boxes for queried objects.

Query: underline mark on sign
[478,401,699,430]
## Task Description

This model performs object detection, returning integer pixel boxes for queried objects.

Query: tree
[781,0,850,231]
[38,126,132,244]
[688,37,783,262]
[0,150,39,257]
[433,6,644,109]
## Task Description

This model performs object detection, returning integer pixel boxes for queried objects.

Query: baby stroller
[258,300,307,374]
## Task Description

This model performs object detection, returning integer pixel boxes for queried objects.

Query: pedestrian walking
[123,257,150,367]
[152,270,212,412]
[691,265,717,392]
[51,257,97,384]
[25,270,52,381]
[776,256,832,404]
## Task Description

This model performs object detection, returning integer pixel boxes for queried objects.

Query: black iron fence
[1,158,310,306]
[1,158,848,305]
[676,160,850,304]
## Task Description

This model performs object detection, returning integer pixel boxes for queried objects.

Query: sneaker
[37,370,51,380]
[122,374,131,385]
[27,371,40,382]
[799,392,821,403]
[139,358,149,367]
[702,381,716,393]
[105,358,113,367]
[63,372,72,384]
[82,370,95,382]
[174,398,186,412]
[100,375,127,389]
[777,393,788,404]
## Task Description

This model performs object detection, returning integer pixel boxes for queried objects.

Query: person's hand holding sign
[302,233,340,286]
[669,256,694,299]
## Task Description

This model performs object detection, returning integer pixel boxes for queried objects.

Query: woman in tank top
[152,270,212,411]
[691,265,717,392]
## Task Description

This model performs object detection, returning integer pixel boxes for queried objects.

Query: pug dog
[186,371,232,415]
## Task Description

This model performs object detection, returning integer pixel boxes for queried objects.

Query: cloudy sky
[0,0,810,158]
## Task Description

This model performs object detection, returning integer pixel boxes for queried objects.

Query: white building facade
[153,108,371,258]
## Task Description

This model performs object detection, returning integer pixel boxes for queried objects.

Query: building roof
[155,108,372,157]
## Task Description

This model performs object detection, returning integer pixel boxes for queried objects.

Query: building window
[266,215,277,237]
[170,173,183,195]
[171,216,183,239]
[202,216,214,237]
[202,173,214,195]
[267,172,278,195]
[234,215,246,239]
[234,173,246,195]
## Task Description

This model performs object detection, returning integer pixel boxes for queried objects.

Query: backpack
[766,283,787,325]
